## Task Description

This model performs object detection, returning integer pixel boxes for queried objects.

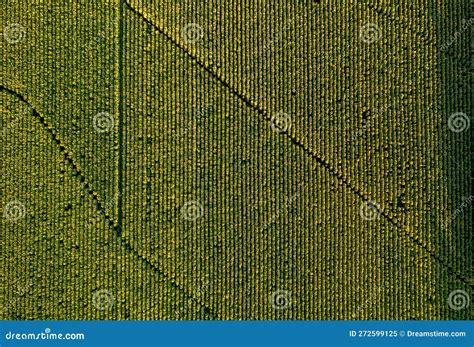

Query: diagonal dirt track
[1,85,218,319]
[120,2,472,289]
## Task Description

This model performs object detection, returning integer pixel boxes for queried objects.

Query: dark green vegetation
[1,0,472,319]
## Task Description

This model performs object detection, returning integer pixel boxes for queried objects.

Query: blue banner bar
[1,321,472,346]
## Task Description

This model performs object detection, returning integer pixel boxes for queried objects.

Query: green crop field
[1,0,472,320]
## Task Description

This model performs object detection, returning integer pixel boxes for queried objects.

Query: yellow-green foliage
[1,0,472,320]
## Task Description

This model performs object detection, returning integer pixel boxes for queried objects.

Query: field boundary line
[0,85,218,319]
[122,2,473,289]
